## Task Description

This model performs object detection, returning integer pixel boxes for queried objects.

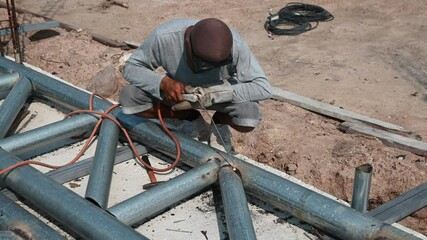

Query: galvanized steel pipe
[219,166,256,240]
[351,163,373,213]
[109,160,220,226]
[0,76,32,138]
[0,148,148,240]
[0,231,21,240]
[0,114,98,159]
[368,181,427,224]
[85,119,120,209]
[0,193,66,239]
[0,72,19,92]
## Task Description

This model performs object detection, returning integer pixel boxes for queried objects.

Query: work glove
[172,80,234,111]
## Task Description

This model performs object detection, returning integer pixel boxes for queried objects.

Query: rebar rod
[0,76,32,138]
[0,114,98,159]
[218,166,256,240]
[85,119,120,209]
[351,163,373,213]
[5,0,22,63]
[0,193,66,239]
[0,148,148,240]
[109,160,220,226]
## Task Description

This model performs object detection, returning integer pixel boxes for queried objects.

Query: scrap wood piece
[101,0,129,9]
[339,121,427,157]
[124,40,140,49]
[271,87,404,132]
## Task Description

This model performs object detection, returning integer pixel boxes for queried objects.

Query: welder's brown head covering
[186,18,233,68]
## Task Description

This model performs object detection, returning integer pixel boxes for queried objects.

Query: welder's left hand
[172,80,233,111]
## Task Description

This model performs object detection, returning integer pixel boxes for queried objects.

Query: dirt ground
[1,0,426,235]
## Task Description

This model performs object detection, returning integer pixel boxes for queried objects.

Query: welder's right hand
[160,76,185,103]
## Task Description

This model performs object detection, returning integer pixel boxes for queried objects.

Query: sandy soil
[1,0,426,235]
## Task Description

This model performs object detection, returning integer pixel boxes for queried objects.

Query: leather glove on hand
[172,80,234,111]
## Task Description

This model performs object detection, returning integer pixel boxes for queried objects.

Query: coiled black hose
[265,2,334,36]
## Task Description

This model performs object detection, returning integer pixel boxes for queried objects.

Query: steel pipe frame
[0,148,148,240]
[351,163,373,213]
[117,113,421,240]
[85,119,120,209]
[0,76,32,138]
[218,166,256,240]
[0,193,66,239]
[0,57,421,240]
[109,159,220,226]
[0,114,98,159]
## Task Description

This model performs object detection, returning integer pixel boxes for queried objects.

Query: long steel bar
[218,166,256,240]
[109,160,220,226]
[0,148,148,240]
[85,119,120,209]
[0,114,98,159]
[0,56,420,240]
[0,21,60,35]
[368,182,427,224]
[0,76,32,138]
[0,193,66,239]
[0,72,19,92]
[351,163,373,213]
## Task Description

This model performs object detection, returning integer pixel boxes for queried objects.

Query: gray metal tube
[0,193,66,239]
[0,57,419,240]
[219,166,256,240]
[0,72,19,92]
[0,231,21,240]
[0,114,98,159]
[0,76,32,138]
[0,148,148,240]
[109,160,220,225]
[0,21,60,35]
[368,181,427,224]
[85,119,120,209]
[351,163,373,213]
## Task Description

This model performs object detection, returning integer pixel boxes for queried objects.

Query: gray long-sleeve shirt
[122,18,271,104]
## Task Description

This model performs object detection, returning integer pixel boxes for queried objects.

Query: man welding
[119,18,271,152]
